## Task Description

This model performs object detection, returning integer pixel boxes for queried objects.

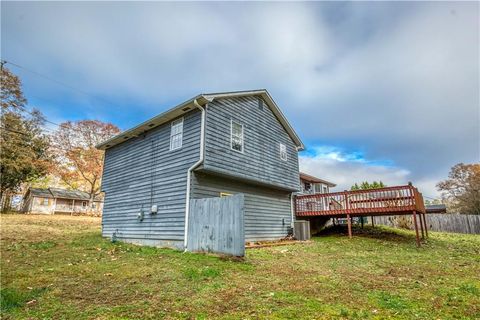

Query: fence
[373,214,480,235]
[187,194,245,256]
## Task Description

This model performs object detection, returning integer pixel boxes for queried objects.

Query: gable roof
[299,172,336,187]
[27,187,102,201]
[96,89,304,150]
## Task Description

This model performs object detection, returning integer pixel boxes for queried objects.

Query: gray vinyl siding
[101,110,201,247]
[191,172,293,242]
[203,96,300,191]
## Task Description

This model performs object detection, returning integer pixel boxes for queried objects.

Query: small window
[82,201,87,208]
[220,192,232,197]
[231,120,244,152]
[323,186,328,194]
[279,143,287,161]
[42,198,49,206]
[170,118,184,151]
[91,202,96,209]
[304,182,312,192]
[258,98,264,111]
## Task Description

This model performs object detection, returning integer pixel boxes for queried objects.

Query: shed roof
[96,89,304,150]
[29,188,55,198]
[425,204,447,213]
[299,172,336,187]
[27,188,102,201]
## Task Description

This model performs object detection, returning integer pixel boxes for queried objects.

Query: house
[299,172,336,195]
[22,187,103,215]
[297,173,336,213]
[97,89,304,250]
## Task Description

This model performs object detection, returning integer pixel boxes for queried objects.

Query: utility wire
[2,126,99,153]
[2,59,122,136]
[2,59,115,107]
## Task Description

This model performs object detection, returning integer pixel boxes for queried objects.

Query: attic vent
[182,106,191,111]
[258,98,264,111]
[148,123,155,127]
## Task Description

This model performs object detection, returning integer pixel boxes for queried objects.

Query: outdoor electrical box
[151,205,158,214]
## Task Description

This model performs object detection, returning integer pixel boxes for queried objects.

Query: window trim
[230,119,244,153]
[42,198,49,206]
[169,117,184,151]
[279,143,287,161]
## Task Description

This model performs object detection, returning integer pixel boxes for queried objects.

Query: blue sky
[2,1,479,197]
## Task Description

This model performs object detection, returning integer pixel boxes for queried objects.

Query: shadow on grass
[317,225,417,244]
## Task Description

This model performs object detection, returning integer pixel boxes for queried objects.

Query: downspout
[291,145,301,227]
[184,99,206,250]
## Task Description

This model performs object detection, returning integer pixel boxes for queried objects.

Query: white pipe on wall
[184,99,206,250]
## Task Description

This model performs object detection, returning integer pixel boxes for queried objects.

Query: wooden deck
[295,184,428,246]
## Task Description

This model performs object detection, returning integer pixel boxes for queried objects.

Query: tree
[350,181,386,190]
[437,163,480,215]
[424,199,442,206]
[50,120,120,208]
[1,63,27,112]
[1,65,50,211]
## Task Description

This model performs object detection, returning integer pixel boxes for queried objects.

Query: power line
[1,126,29,136]
[15,106,99,136]
[2,60,121,136]
[2,126,99,153]
[2,59,116,107]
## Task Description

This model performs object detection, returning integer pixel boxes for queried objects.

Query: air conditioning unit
[293,220,311,241]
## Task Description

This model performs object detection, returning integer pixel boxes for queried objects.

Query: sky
[2,1,479,198]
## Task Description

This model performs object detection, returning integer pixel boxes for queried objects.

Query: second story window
[231,120,243,152]
[279,143,287,161]
[170,118,184,151]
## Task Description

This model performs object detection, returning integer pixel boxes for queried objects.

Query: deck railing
[295,184,425,217]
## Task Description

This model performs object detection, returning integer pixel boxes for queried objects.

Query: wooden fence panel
[187,194,245,256]
[373,214,480,235]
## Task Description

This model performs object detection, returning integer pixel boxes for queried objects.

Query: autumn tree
[50,120,120,207]
[437,163,480,215]
[0,64,50,211]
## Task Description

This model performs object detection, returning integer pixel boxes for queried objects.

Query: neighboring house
[298,172,337,212]
[299,172,336,195]
[22,187,103,215]
[97,89,304,249]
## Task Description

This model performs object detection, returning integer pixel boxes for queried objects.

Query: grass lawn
[1,214,479,319]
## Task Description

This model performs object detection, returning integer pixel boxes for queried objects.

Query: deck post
[344,192,352,238]
[419,212,425,239]
[361,217,364,229]
[412,211,421,247]
[422,213,429,238]
[347,214,352,238]
[371,216,375,228]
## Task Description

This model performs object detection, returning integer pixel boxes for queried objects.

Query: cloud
[299,146,411,191]
[300,151,441,199]
[1,2,478,198]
